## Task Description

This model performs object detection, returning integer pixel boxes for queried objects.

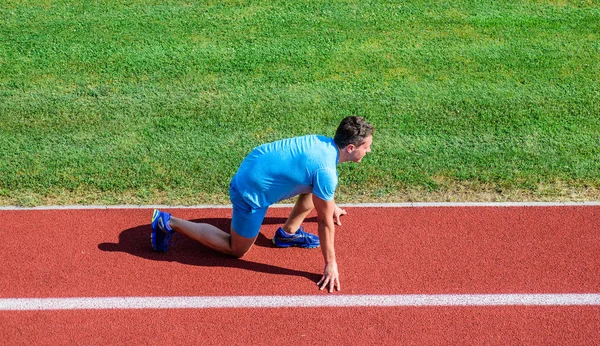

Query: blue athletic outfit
[230,135,339,238]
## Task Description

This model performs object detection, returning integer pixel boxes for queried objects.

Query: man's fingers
[334,208,347,226]
[329,278,341,293]
[318,276,341,293]
[319,277,330,291]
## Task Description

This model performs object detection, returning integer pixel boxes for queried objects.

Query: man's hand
[333,205,347,226]
[317,262,340,293]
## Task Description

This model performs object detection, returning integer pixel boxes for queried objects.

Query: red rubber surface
[1,206,599,344]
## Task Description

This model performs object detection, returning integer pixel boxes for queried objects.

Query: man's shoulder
[304,134,336,150]
[284,135,336,153]
[292,134,331,143]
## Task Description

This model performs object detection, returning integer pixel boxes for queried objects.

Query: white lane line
[1,294,599,311]
[1,202,599,210]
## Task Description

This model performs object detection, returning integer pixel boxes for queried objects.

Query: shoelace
[296,229,318,244]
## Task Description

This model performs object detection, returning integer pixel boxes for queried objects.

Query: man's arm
[312,194,340,293]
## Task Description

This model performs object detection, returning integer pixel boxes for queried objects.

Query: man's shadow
[98,217,321,283]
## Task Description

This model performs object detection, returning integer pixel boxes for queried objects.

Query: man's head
[334,116,374,163]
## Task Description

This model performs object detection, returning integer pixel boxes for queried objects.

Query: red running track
[1,205,599,344]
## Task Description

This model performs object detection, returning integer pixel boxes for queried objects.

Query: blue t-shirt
[233,135,339,209]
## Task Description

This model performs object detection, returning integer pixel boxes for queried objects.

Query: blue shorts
[229,179,269,238]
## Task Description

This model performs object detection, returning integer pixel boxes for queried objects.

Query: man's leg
[282,193,314,234]
[168,218,257,258]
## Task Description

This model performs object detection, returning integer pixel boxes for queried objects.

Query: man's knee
[230,248,249,258]
[299,193,313,201]
[297,193,314,208]
[229,228,256,258]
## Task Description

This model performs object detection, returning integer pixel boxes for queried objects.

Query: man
[151,116,374,293]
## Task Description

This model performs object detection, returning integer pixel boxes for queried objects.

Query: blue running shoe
[151,209,175,252]
[272,226,320,248]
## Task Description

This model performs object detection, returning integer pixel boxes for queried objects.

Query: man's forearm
[318,219,336,264]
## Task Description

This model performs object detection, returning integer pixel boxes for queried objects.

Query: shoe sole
[151,209,167,252]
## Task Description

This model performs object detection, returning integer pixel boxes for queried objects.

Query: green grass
[1,0,599,206]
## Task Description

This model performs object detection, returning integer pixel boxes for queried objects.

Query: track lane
[2,206,599,297]
[2,306,599,345]
[2,206,599,344]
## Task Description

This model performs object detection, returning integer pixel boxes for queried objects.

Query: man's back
[233,135,339,208]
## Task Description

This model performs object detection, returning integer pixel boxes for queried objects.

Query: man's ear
[345,144,355,153]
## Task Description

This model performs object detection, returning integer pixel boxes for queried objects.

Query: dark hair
[334,116,374,149]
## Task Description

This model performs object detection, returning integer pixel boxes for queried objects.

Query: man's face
[349,135,373,163]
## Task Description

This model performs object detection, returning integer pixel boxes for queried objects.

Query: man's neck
[337,147,349,163]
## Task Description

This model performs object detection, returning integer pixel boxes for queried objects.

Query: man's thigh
[229,178,269,255]
[229,179,268,237]
[230,204,268,238]
[229,204,268,256]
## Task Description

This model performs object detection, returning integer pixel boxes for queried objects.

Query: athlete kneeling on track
[151,116,374,293]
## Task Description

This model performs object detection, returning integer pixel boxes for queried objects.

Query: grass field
[1,0,599,206]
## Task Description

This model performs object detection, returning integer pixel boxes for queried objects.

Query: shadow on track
[98,217,321,283]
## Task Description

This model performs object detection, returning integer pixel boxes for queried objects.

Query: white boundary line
[1,202,599,210]
[1,294,599,311]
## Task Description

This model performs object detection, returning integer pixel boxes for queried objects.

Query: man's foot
[151,209,175,252]
[272,226,320,248]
